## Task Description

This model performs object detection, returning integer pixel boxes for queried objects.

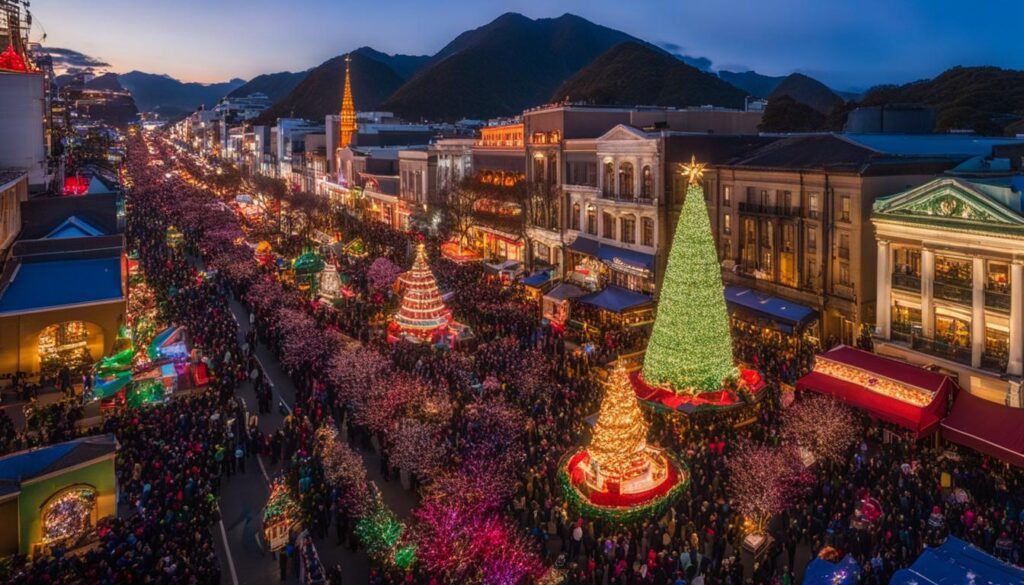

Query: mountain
[352,47,431,81]
[380,12,652,121]
[118,71,245,115]
[856,66,1024,135]
[227,71,308,102]
[769,73,844,114]
[255,49,415,124]
[718,70,785,98]
[553,42,748,109]
[85,72,125,92]
[758,95,827,132]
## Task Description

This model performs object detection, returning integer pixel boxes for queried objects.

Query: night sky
[32,0,1024,90]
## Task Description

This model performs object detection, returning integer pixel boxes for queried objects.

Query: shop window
[38,321,92,378]
[641,217,654,247]
[621,215,636,244]
[602,212,615,239]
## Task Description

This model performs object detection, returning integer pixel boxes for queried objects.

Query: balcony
[892,272,921,292]
[911,337,972,365]
[981,351,1009,373]
[984,289,1011,313]
[600,192,655,205]
[738,202,801,217]
[934,280,972,305]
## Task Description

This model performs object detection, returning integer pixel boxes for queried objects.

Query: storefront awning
[725,286,818,334]
[520,270,553,288]
[567,237,654,272]
[941,390,1024,468]
[578,286,653,313]
[796,345,955,437]
[544,282,585,302]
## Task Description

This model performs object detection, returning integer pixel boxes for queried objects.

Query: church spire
[339,54,357,149]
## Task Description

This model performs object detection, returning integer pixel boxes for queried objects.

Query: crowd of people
[6,131,1023,585]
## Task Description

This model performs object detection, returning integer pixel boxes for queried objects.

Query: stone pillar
[971,256,985,369]
[876,240,892,339]
[921,248,936,338]
[1009,261,1024,376]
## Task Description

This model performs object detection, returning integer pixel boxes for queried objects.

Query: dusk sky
[32,0,1024,90]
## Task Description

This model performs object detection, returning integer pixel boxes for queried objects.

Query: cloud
[657,41,713,71]
[40,47,110,69]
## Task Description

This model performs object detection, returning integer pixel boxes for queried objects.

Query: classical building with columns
[872,170,1024,405]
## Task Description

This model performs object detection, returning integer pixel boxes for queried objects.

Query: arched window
[619,162,634,198]
[571,203,581,231]
[603,162,614,197]
[641,217,654,246]
[586,205,597,235]
[602,212,615,239]
[641,165,652,198]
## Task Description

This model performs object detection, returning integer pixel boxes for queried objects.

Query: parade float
[292,249,326,294]
[262,478,301,552]
[559,364,688,523]
[387,244,471,345]
[631,157,765,413]
[90,325,200,409]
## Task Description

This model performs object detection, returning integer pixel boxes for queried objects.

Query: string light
[587,365,651,479]
[642,163,738,393]
[392,243,452,336]
[782,395,858,465]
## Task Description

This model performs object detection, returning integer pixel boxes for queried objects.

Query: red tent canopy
[941,390,1024,468]
[796,345,955,437]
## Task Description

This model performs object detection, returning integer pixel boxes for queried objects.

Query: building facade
[872,172,1024,405]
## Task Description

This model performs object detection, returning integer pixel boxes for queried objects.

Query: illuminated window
[619,163,634,198]
[840,196,851,222]
[586,205,597,235]
[571,203,581,230]
[723,185,732,207]
[603,162,614,197]
[723,214,732,235]
[641,165,652,198]
[42,486,97,544]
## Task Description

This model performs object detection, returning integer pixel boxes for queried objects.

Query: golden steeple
[339,54,357,149]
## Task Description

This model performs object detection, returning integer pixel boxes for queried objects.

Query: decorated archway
[36,321,103,378]
[40,484,98,545]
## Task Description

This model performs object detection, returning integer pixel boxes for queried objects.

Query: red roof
[942,391,1024,468]
[796,346,955,437]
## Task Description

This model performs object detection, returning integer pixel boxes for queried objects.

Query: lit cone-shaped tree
[642,156,738,394]
[560,364,687,523]
[392,243,452,338]
[588,365,650,480]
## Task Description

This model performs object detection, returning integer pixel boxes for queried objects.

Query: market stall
[796,345,955,438]
[543,283,585,327]
[802,554,861,585]
[890,536,1023,584]
[573,286,654,329]
[724,286,818,335]
[940,390,1024,467]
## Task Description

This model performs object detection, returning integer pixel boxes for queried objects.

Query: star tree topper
[677,155,706,186]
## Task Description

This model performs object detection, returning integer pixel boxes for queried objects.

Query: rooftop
[0,434,117,497]
[0,255,123,315]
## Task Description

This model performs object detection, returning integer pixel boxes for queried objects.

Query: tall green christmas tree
[642,156,737,393]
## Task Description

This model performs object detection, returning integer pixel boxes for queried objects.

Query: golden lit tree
[587,364,650,479]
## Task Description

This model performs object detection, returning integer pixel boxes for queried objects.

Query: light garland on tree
[781,395,858,465]
[355,489,415,569]
[726,443,813,534]
[642,156,738,394]
[391,243,452,337]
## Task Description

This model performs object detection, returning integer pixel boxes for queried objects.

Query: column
[921,248,935,338]
[971,256,985,369]
[876,240,891,339]
[1008,261,1024,376]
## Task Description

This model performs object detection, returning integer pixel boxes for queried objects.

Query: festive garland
[557,450,690,525]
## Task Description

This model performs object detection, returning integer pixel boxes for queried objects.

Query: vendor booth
[796,345,955,438]
[890,536,1023,585]
[941,390,1024,467]
[543,283,585,327]
[573,286,655,329]
[724,286,818,335]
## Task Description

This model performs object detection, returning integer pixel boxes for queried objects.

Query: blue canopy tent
[724,286,818,334]
[577,286,653,314]
[567,236,655,274]
[803,555,861,584]
[889,537,1024,585]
